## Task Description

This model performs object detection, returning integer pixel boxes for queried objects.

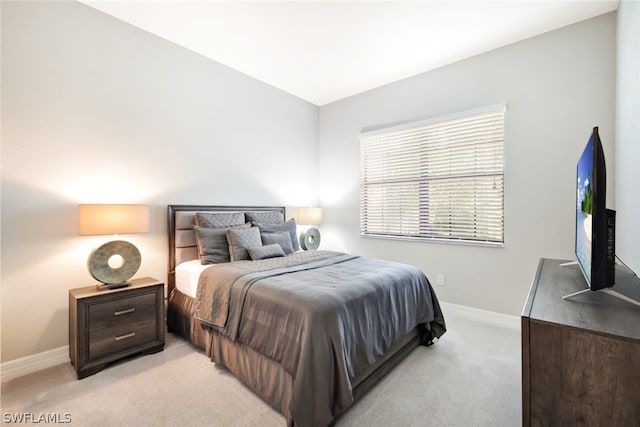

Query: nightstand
[69,277,165,379]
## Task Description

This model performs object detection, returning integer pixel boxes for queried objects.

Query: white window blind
[360,104,505,245]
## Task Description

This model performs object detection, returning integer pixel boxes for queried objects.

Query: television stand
[560,261,640,307]
[563,287,640,308]
[522,258,640,426]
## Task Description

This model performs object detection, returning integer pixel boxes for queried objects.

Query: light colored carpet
[1,312,521,426]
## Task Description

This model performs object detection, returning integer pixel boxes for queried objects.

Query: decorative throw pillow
[261,231,294,255]
[193,223,250,264]
[226,226,262,262]
[247,244,285,260]
[245,211,284,225]
[254,219,300,252]
[195,212,244,228]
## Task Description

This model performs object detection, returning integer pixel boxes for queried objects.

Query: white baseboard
[0,303,518,383]
[440,301,521,330]
[1,346,70,383]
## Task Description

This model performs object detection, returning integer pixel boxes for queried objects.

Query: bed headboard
[167,204,286,296]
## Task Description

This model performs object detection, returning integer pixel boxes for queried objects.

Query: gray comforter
[195,250,446,427]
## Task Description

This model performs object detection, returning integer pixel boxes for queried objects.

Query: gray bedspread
[195,250,446,427]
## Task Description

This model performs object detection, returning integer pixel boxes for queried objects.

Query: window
[359,104,505,246]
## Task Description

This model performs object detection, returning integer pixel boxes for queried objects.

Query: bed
[166,204,446,427]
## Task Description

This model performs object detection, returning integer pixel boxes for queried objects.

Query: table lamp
[297,207,323,250]
[79,204,150,290]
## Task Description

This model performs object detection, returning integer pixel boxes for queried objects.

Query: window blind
[360,104,505,245]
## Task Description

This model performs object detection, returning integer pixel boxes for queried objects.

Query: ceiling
[81,1,618,106]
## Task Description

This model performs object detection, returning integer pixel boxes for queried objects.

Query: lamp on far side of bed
[79,204,150,290]
[297,207,323,250]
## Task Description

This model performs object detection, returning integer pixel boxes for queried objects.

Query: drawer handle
[114,308,135,316]
[115,332,136,341]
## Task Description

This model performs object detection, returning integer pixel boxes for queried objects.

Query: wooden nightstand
[69,277,165,379]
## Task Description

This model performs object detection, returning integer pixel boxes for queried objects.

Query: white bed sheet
[175,259,210,298]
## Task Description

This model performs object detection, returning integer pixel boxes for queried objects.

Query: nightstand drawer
[89,319,158,359]
[88,293,156,330]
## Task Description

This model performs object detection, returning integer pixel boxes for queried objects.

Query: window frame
[359,104,506,247]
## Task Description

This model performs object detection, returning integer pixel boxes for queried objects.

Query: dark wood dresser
[69,277,165,379]
[521,258,640,426]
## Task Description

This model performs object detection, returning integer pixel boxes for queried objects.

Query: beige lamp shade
[79,204,150,235]
[297,207,323,225]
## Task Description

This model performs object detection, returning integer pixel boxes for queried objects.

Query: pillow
[247,244,285,261]
[226,226,262,262]
[261,231,294,255]
[255,219,300,252]
[245,211,284,225]
[193,223,250,264]
[196,212,244,228]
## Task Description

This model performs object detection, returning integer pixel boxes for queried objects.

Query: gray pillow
[261,231,294,255]
[226,227,262,262]
[196,212,244,228]
[245,211,284,225]
[248,244,285,260]
[193,223,250,264]
[255,219,300,251]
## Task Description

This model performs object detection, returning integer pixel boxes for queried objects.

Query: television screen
[574,127,614,292]
[576,135,594,284]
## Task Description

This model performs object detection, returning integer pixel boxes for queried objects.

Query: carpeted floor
[1,311,521,426]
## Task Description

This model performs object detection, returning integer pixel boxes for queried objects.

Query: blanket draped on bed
[194,250,446,427]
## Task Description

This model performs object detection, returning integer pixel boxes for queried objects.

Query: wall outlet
[436,274,445,286]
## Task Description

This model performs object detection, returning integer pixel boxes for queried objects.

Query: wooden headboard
[167,204,286,296]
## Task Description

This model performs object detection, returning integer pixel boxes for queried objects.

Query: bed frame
[166,204,423,425]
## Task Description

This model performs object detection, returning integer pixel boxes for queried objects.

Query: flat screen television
[574,126,615,291]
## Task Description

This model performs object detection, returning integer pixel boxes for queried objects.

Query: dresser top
[523,258,640,341]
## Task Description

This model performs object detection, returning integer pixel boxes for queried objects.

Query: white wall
[1,1,318,362]
[318,13,617,316]
[616,1,640,274]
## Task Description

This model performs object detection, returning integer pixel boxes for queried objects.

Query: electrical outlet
[436,274,445,286]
